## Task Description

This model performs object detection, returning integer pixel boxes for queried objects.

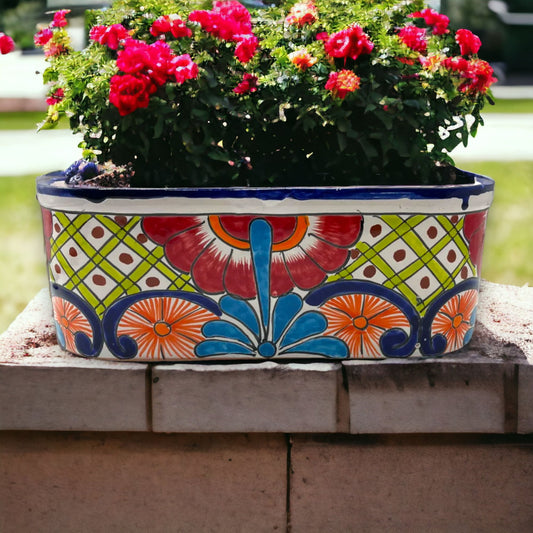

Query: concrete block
[0,432,287,533]
[0,364,149,431]
[344,361,508,433]
[290,434,533,532]
[518,363,533,434]
[152,361,344,433]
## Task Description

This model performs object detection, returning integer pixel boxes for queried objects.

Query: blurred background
[0,0,532,332]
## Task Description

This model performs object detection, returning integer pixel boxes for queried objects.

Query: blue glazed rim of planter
[37,170,494,203]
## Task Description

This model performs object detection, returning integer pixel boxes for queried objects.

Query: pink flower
[34,28,53,47]
[90,24,130,50]
[148,41,175,85]
[51,9,70,28]
[461,59,496,95]
[315,31,329,41]
[324,25,373,61]
[46,87,65,105]
[285,1,318,27]
[150,15,192,39]
[0,32,15,54]
[117,39,152,75]
[398,25,427,53]
[189,0,251,41]
[169,54,199,84]
[456,28,481,56]
[234,34,258,63]
[44,42,68,57]
[142,214,362,298]
[109,74,156,116]
[409,8,449,35]
[233,73,258,94]
[325,69,360,99]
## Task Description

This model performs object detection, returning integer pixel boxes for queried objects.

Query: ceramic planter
[36,171,494,361]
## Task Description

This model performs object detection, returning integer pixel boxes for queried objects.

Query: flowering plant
[36,0,495,187]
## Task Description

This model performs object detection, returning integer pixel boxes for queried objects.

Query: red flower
[34,28,53,47]
[442,55,470,73]
[234,34,258,63]
[289,49,317,71]
[444,57,496,94]
[169,54,199,84]
[409,8,449,35]
[324,25,373,61]
[109,74,156,116]
[315,31,329,41]
[233,73,258,94]
[148,41,176,85]
[398,25,427,53]
[0,32,15,54]
[46,87,65,105]
[117,39,152,75]
[142,214,362,298]
[150,15,192,39]
[51,9,70,28]
[44,42,68,57]
[455,28,481,56]
[90,24,130,50]
[285,1,318,27]
[325,70,360,99]
[189,0,251,41]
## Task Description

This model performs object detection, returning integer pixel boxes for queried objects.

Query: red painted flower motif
[116,296,217,359]
[321,293,410,358]
[431,289,477,352]
[463,211,488,270]
[142,215,362,298]
[52,297,93,354]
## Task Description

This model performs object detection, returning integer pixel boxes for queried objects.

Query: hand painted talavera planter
[37,172,494,361]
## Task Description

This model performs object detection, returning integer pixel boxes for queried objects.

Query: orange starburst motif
[431,289,477,352]
[321,293,409,358]
[285,1,318,26]
[289,49,318,71]
[116,296,217,360]
[52,297,93,353]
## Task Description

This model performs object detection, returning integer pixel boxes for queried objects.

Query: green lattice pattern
[330,214,476,312]
[50,212,195,317]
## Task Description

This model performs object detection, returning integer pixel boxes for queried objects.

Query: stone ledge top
[0,282,532,434]
[1,280,531,367]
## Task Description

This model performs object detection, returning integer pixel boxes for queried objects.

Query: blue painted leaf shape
[283,337,349,358]
[195,340,254,357]
[280,311,327,348]
[203,320,253,346]
[219,296,260,338]
[272,293,303,343]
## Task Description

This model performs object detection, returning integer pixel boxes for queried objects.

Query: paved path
[0,113,532,177]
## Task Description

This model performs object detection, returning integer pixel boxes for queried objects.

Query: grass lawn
[0,162,532,333]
